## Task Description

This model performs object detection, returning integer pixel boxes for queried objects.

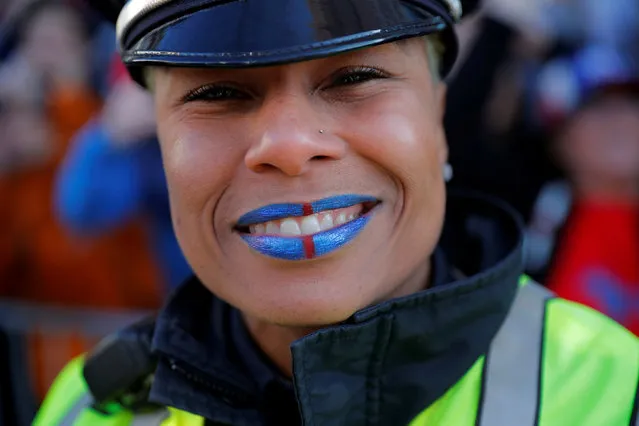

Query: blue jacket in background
[55,120,191,291]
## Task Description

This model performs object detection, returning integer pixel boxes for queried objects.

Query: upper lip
[236,194,379,227]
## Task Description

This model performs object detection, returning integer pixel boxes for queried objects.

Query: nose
[245,94,346,176]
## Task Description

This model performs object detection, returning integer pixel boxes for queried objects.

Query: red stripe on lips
[303,236,315,259]
[303,203,314,216]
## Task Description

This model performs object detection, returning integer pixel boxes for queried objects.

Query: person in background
[56,56,192,291]
[527,44,639,334]
[35,1,638,425]
[0,0,161,309]
[0,0,162,400]
[445,0,560,221]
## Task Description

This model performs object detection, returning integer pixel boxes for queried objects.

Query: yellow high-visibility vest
[34,278,639,426]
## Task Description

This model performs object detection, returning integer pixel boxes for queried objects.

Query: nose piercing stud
[319,129,325,134]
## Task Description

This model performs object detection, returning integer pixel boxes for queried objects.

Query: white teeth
[265,222,279,235]
[248,205,366,236]
[320,214,334,231]
[280,219,302,236]
[301,214,321,235]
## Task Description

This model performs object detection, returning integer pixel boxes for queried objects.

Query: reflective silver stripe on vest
[478,282,552,426]
[59,394,93,426]
[131,409,171,425]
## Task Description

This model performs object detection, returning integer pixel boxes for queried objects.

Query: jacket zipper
[169,359,255,408]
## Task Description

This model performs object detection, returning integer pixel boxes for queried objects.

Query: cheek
[157,117,248,270]
[158,119,239,209]
[560,122,598,169]
[157,118,247,260]
[343,92,445,190]
[340,92,446,275]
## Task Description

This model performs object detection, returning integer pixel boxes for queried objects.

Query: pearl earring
[443,163,454,182]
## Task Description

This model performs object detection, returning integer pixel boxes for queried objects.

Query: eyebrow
[169,41,410,85]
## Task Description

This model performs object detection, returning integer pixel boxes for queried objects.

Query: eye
[182,84,250,103]
[330,66,389,87]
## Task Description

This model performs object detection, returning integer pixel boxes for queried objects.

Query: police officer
[35,1,639,425]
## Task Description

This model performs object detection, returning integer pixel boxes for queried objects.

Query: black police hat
[112,0,479,85]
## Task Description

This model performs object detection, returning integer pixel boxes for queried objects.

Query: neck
[572,174,639,204]
[242,261,432,377]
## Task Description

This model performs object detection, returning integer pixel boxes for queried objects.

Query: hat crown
[115,0,474,47]
[101,0,480,85]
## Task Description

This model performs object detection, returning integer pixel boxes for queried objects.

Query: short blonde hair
[425,34,445,82]
[143,67,156,92]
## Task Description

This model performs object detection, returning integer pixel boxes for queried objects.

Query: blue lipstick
[237,194,377,260]
[236,194,377,227]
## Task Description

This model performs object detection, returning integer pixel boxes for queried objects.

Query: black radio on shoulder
[82,317,159,414]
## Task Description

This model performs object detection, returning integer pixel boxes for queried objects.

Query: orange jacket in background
[0,83,163,309]
[0,84,164,398]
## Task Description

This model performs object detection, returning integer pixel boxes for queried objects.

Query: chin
[208,256,378,327]
[247,300,359,328]
[195,196,428,326]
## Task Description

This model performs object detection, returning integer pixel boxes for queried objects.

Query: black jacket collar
[149,193,525,425]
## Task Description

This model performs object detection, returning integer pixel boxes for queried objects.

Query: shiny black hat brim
[121,0,458,85]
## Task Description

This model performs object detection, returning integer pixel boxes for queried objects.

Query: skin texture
[151,39,448,374]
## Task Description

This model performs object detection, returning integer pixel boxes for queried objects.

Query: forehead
[153,40,427,86]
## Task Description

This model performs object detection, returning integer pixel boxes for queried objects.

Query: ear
[434,81,449,165]
[435,81,448,123]
[438,138,449,167]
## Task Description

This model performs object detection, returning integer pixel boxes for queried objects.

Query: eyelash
[182,85,248,103]
[181,66,389,103]
[331,66,389,86]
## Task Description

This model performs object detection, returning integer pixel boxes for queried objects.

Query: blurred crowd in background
[0,0,637,424]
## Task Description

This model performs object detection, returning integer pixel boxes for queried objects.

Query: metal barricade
[0,299,152,426]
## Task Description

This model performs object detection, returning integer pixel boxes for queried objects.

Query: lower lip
[240,214,372,261]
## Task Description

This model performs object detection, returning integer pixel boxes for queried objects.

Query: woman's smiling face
[152,39,449,326]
